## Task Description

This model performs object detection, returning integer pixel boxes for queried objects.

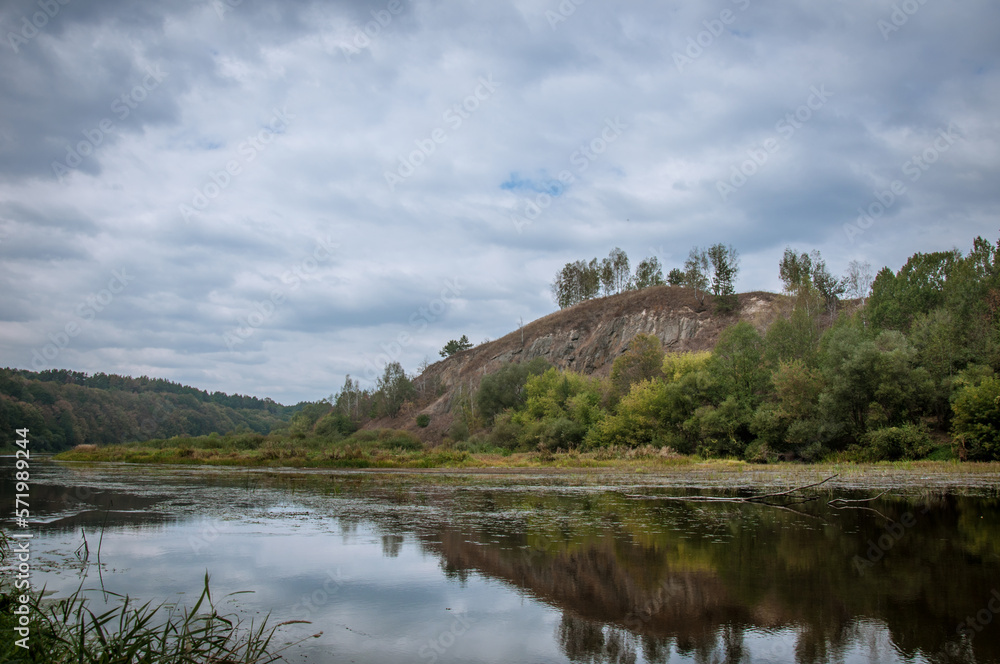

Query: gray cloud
[1,0,998,403]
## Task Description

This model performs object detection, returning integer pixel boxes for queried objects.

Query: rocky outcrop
[408,287,785,419]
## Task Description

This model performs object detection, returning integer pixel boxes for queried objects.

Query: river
[3,458,999,663]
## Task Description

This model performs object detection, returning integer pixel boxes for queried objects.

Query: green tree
[811,255,846,319]
[440,335,473,357]
[764,307,822,367]
[666,268,685,286]
[707,243,740,313]
[600,247,631,295]
[708,322,769,408]
[513,368,607,449]
[843,259,874,303]
[334,374,364,421]
[375,361,416,417]
[683,247,710,306]
[952,375,1000,460]
[867,250,961,331]
[475,358,551,423]
[552,260,601,308]
[610,334,665,400]
[632,257,665,290]
[817,324,930,442]
[779,247,813,296]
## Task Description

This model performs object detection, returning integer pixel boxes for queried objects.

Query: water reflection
[418,489,1000,663]
[2,459,998,663]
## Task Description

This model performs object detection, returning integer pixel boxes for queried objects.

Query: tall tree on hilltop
[707,243,740,313]
[844,260,874,303]
[440,335,473,357]
[683,247,710,306]
[811,254,846,320]
[632,257,665,290]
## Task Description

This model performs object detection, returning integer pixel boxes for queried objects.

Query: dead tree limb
[625,475,839,504]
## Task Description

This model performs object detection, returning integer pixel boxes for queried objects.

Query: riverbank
[49,433,1000,480]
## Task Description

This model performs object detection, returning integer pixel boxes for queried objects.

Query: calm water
[2,458,1000,663]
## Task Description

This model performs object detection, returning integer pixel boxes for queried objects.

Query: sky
[1,0,998,405]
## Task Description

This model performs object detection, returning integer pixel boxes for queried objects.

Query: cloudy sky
[1,0,998,405]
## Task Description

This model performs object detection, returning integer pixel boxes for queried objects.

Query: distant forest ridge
[0,368,298,451]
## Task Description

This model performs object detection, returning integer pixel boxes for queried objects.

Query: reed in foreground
[0,532,316,663]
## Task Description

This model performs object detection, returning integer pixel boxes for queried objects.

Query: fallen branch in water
[828,490,891,520]
[625,475,839,505]
[828,490,889,507]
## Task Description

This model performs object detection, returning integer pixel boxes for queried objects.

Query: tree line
[551,244,741,313]
[0,368,292,451]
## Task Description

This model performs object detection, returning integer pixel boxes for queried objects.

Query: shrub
[476,357,550,422]
[951,376,1000,460]
[488,412,525,450]
[232,432,266,450]
[860,424,934,461]
[416,414,431,428]
[797,441,829,462]
[314,412,357,438]
[744,440,779,464]
[610,334,664,400]
[350,428,423,451]
[381,430,424,451]
[448,419,469,442]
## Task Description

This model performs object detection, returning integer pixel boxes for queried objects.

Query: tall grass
[0,531,316,663]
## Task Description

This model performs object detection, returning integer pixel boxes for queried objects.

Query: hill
[0,369,296,451]
[372,286,796,441]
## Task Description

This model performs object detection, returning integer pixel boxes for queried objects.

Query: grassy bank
[49,428,991,473]
[53,430,697,470]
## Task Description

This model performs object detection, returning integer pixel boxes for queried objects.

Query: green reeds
[0,531,317,663]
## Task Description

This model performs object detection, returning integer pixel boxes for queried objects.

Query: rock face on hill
[395,287,786,434]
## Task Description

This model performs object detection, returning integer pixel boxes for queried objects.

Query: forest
[0,369,295,451]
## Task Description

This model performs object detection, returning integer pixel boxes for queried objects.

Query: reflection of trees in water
[558,614,638,664]
[416,490,1000,664]
[381,534,403,557]
[558,614,757,664]
[557,614,908,664]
